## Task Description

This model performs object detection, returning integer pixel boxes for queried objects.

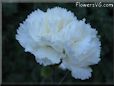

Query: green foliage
[41,67,52,78]
[2,3,113,84]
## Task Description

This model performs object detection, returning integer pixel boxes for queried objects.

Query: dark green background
[2,3,113,84]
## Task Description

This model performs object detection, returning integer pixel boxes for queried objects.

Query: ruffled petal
[71,67,92,80]
[34,46,61,66]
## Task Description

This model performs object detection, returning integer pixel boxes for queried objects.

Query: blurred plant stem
[58,70,69,84]
[52,64,69,84]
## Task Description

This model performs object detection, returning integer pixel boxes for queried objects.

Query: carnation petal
[33,47,61,66]
[71,67,92,80]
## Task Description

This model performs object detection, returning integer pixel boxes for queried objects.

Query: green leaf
[41,67,52,78]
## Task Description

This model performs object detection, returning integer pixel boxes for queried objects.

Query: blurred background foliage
[2,3,113,84]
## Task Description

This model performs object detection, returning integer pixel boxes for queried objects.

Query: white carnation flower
[16,7,101,80]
